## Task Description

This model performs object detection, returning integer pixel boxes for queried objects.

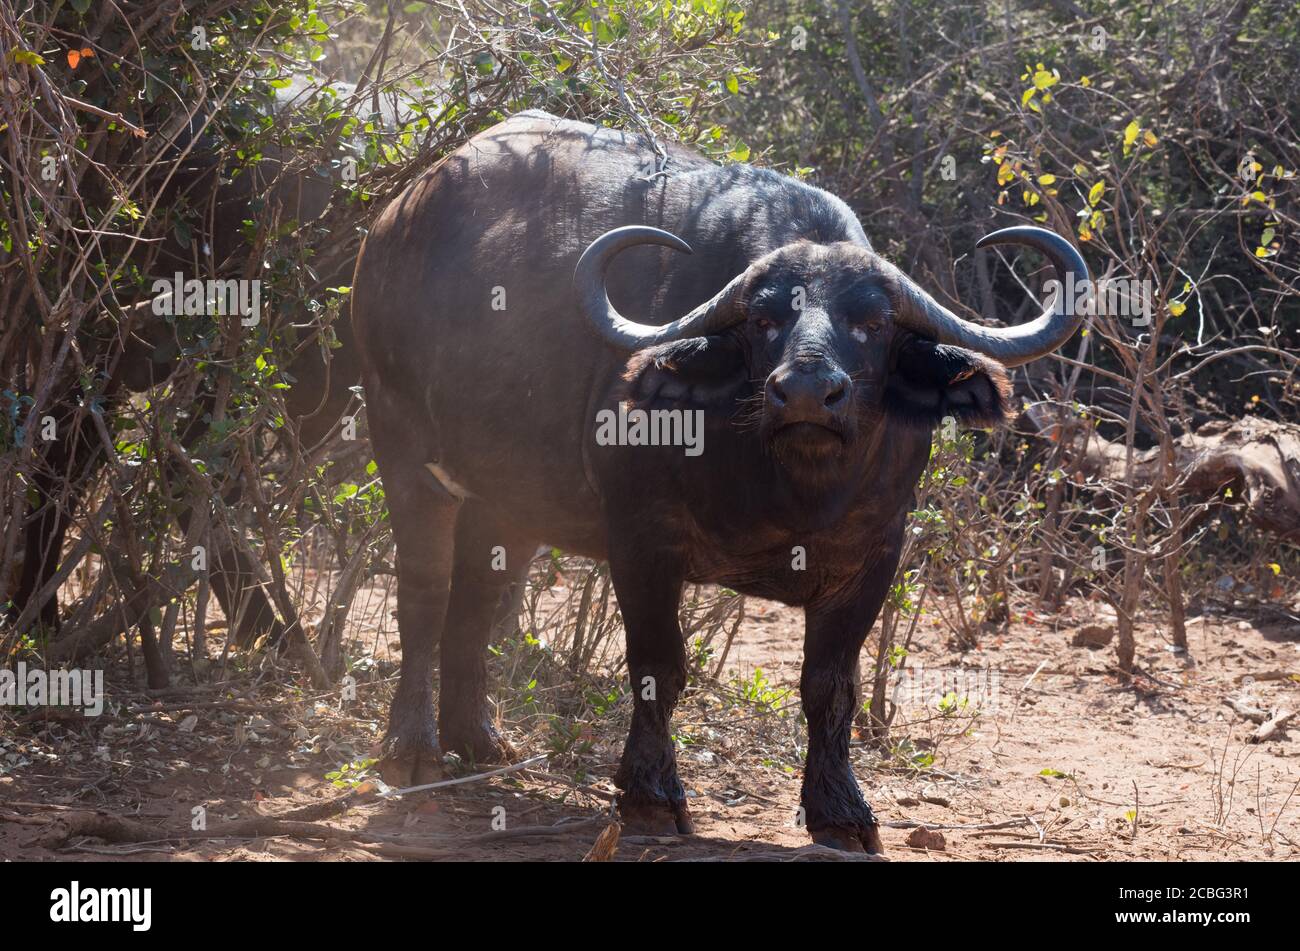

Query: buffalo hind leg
[12,492,67,633]
[375,459,462,787]
[438,501,534,764]
[608,543,693,835]
[201,532,287,650]
[12,414,83,634]
[799,556,898,854]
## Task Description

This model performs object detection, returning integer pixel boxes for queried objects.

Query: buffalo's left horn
[890,225,1089,367]
[574,225,750,350]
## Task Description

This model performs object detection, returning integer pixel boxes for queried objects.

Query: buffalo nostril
[823,372,850,408]
[767,377,788,407]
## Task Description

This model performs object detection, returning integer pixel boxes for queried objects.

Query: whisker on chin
[731,385,767,434]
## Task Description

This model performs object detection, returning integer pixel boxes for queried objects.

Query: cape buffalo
[351,110,1088,852]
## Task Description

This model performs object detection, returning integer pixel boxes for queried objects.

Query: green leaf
[725,73,739,95]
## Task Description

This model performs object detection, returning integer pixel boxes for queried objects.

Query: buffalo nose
[766,365,852,418]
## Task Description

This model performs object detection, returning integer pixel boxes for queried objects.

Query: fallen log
[1028,409,1300,544]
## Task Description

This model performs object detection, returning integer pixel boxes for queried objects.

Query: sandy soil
[2,587,1296,862]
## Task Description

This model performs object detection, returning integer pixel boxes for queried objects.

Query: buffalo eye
[851,318,886,343]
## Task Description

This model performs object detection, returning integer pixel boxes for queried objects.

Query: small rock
[905,826,946,851]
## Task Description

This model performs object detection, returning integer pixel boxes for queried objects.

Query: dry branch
[1249,708,1294,744]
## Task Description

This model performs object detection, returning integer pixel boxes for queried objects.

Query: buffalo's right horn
[573,226,749,351]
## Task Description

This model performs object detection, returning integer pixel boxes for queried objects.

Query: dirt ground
[2,583,1297,862]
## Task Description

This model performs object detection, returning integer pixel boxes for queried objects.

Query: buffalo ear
[884,337,1013,429]
[617,334,748,409]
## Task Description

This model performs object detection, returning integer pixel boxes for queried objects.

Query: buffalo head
[575,224,1086,475]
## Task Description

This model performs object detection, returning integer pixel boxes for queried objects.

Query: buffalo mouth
[768,419,849,455]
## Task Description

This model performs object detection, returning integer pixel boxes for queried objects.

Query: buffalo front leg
[608,544,692,835]
[800,554,899,854]
[373,454,462,787]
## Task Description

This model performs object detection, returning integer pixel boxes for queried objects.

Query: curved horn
[893,225,1090,367]
[574,225,750,350]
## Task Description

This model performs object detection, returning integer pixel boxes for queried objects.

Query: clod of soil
[905,827,947,851]
[1072,623,1116,649]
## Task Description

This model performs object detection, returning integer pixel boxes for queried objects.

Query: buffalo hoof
[809,822,885,855]
[439,718,516,766]
[231,614,287,652]
[232,627,286,654]
[379,719,444,788]
[618,795,694,836]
